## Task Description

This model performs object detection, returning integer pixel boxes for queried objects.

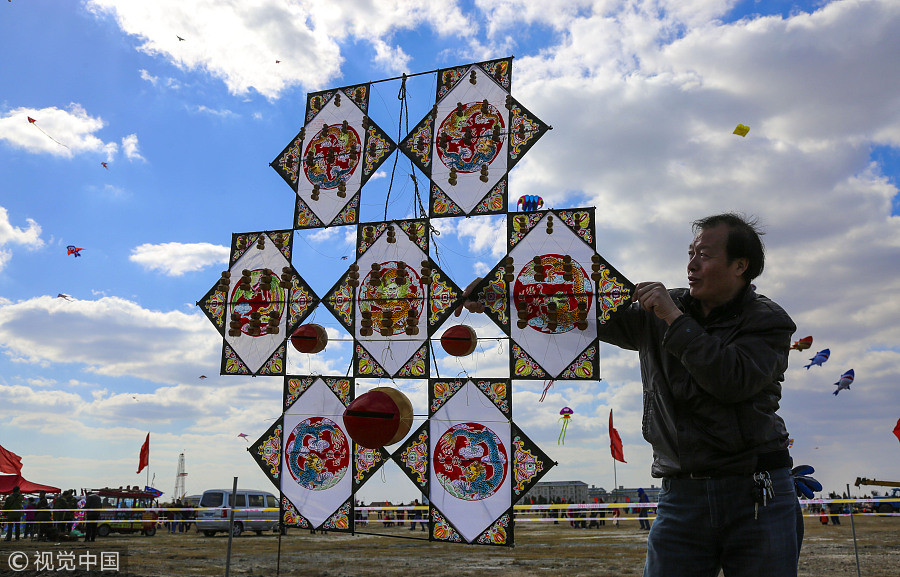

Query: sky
[1,0,899,505]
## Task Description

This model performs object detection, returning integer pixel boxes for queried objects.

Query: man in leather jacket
[597,213,802,577]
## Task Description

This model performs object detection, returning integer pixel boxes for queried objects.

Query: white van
[195,489,279,537]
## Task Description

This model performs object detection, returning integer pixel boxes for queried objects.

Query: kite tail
[558,417,569,445]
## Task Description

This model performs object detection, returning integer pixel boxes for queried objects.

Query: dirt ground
[1,515,897,576]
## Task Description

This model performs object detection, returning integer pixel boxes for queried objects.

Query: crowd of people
[1,488,83,542]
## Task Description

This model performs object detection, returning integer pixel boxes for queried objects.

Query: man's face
[687,223,747,312]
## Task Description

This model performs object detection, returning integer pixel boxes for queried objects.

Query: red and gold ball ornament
[343,387,413,449]
[290,323,328,354]
[440,324,477,357]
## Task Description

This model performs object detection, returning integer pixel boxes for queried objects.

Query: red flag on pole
[0,444,23,475]
[893,418,900,445]
[137,433,150,474]
[609,410,626,463]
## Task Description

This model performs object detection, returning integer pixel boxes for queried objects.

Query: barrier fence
[1,497,898,527]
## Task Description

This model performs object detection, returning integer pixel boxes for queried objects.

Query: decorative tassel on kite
[558,407,573,445]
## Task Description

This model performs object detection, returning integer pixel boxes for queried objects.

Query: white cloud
[0,206,44,273]
[85,0,478,99]
[130,242,229,276]
[0,104,119,159]
[121,133,145,161]
[0,296,219,384]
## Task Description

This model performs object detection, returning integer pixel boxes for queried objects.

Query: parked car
[84,487,160,537]
[195,489,279,536]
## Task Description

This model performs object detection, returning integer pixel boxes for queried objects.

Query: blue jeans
[644,467,803,577]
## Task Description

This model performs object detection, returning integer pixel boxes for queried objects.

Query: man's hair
[692,213,765,282]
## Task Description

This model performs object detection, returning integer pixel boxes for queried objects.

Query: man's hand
[634,281,682,325]
[454,277,485,316]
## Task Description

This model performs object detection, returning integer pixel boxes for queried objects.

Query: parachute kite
[790,336,813,351]
[804,348,829,369]
[66,246,84,257]
[558,407,573,445]
[832,369,854,396]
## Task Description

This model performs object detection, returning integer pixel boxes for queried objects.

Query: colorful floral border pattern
[431,379,464,414]
[431,184,463,216]
[512,343,547,378]
[480,60,511,90]
[354,446,384,483]
[281,496,310,528]
[407,114,434,170]
[201,288,226,329]
[398,220,428,253]
[472,178,506,215]
[231,233,259,264]
[327,275,353,328]
[478,268,508,325]
[364,127,392,176]
[259,344,285,375]
[295,197,325,229]
[274,135,302,187]
[508,212,543,249]
[561,346,596,379]
[398,344,427,378]
[305,90,336,123]
[288,281,315,326]
[431,508,462,542]
[399,430,428,487]
[285,377,314,409]
[475,513,510,545]
[436,66,467,101]
[596,267,631,323]
[475,380,509,415]
[509,104,540,162]
[557,210,593,246]
[356,343,387,377]
[325,377,352,406]
[331,193,360,226]
[223,344,250,375]
[341,84,368,113]
[513,436,543,495]
[322,500,351,531]
[257,424,282,478]
[429,272,455,326]
[357,222,387,257]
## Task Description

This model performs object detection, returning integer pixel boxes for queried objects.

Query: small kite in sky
[66,245,84,257]
[893,418,900,445]
[27,116,70,149]
[237,433,249,442]
[56,293,73,301]
[733,124,750,137]
[198,375,207,380]
[101,162,108,169]
[804,348,829,369]
[517,194,543,212]
[791,336,813,351]
[177,35,185,41]
[276,60,281,64]
[558,407,573,445]
[832,369,854,396]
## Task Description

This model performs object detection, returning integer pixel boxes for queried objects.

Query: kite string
[383,74,409,221]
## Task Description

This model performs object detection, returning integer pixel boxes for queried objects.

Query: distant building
[524,481,661,504]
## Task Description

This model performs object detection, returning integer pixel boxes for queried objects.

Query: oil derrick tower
[174,452,187,501]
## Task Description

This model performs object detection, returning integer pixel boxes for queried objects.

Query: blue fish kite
[517,195,543,212]
[804,348,830,369]
[832,369,854,396]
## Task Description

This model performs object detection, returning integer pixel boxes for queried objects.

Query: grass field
[3,514,897,576]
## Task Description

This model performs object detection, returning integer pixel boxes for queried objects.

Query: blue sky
[2,0,899,504]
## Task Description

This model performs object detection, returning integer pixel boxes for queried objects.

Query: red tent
[0,474,61,495]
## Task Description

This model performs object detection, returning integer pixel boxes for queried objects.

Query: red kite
[27,115,69,149]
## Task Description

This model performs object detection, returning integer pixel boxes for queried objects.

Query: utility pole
[174,453,187,501]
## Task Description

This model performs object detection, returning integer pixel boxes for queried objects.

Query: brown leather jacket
[597,286,796,477]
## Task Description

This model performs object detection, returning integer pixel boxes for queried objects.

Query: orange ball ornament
[440,324,477,357]
[290,323,328,354]
[343,387,413,449]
